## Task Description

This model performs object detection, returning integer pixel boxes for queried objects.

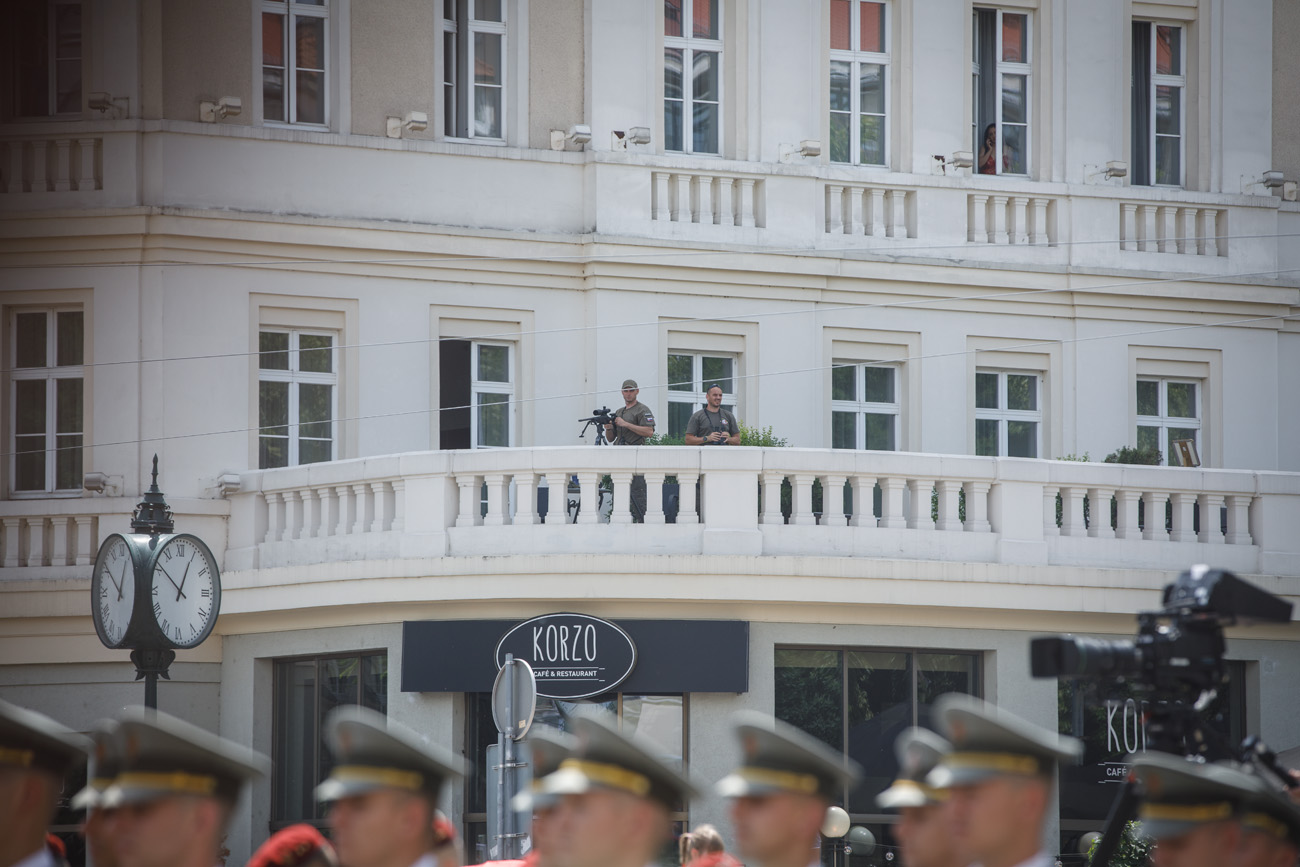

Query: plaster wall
[161,0,252,125]
[1273,0,1300,181]
[0,661,220,731]
[585,0,655,152]
[1216,0,1274,195]
[350,0,436,141]
[527,0,585,150]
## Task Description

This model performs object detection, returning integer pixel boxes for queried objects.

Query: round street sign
[491,656,537,741]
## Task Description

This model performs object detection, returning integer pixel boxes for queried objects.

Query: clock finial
[131,453,174,535]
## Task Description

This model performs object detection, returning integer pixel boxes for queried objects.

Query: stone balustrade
[219,448,1300,576]
[1119,202,1226,255]
[650,170,764,227]
[968,193,1056,245]
[1,136,101,193]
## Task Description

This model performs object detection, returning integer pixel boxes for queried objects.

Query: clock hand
[157,561,183,597]
[175,558,191,603]
[106,561,123,599]
[117,559,130,601]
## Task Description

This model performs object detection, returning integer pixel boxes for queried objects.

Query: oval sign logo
[495,613,638,700]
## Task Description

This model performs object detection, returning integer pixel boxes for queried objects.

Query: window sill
[261,121,332,132]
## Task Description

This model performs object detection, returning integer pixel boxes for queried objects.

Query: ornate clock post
[90,456,222,708]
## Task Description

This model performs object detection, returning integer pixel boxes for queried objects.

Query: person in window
[315,706,463,867]
[685,385,739,446]
[0,699,89,867]
[717,711,862,867]
[605,379,656,521]
[978,124,998,174]
[928,694,1081,867]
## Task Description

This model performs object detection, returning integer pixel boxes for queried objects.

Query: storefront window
[271,651,387,827]
[774,647,981,814]
[465,692,687,866]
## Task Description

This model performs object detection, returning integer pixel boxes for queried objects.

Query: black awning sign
[495,613,638,700]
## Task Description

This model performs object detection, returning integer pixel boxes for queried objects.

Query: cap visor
[876,784,930,810]
[315,777,386,803]
[715,773,789,799]
[534,767,593,799]
[70,786,101,811]
[98,783,176,809]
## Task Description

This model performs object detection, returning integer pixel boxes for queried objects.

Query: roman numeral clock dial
[149,534,221,650]
[91,535,136,648]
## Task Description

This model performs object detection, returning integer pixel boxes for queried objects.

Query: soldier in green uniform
[716,710,862,867]
[0,699,89,867]
[876,728,962,867]
[605,379,656,521]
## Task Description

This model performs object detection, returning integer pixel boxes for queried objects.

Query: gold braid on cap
[735,766,821,795]
[558,759,652,797]
[0,747,35,767]
[330,765,425,791]
[885,778,948,801]
[114,771,218,796]
[1139,802,1235,822]
[944,751,1043,776]
[1242,812,1290,840]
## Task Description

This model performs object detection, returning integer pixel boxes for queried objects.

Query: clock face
[92,535,136,648]
[149,535,221,649]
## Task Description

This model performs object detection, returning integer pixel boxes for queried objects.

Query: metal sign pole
[503,655,517,859]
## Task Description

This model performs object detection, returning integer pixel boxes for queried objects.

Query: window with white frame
[443,0,506,140]
[10,308,83,494]
[831,362,898,450]
[664,0,721,154]
[258,330,337,469]
[470,342,512,447]
[262,0,328,126]
[1136,378,1199,466]
[666,352,735,438]
[972,8,1030,176]
[1132,22,1184,187]
[11,0,82,117]
[975,370,1039,458]
[829,0,889,167]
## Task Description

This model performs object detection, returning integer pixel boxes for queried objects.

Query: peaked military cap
[1229,764,1300,848]
[315,705,464,803]
[100,707,269,808]
[877,727,951,809]
[0,697,89,779]
[71,720,121,811]
[716,710,862,802]
[928,693,1082,787]
[536,713,697,809]
[513,725,578,811]
[1130,752,1257,839]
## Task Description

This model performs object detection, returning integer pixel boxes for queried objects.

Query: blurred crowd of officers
[3,691,1299,867]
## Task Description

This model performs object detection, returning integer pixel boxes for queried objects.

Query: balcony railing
[220,447,1300,577]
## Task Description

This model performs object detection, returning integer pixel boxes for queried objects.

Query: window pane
[846,650,910,813]
[263,12,285,64]
[297,16,324,70]
[829,111,850,164]
[859,63,884,115]
[1001,73,1026,124]
[667,354,693,391]
[55,58,81,115]
[474,85,501,138]
[692,50,718,102]
[318,658,361,788]
[299,334,333,373]
[55,433,82,490]
[1001,13,1027,63]
[56,312,83,366]
[664,49,684,151]
[916,653,979,731]
[975,372,998,409]
[692,0,717,39]
[259,380,290,431]
[830,0,850,50]
[16,312,47,368]
[692,102,718,154]
[56,377,82,434]
[860,1,885,53]
[829,60,851,113]
[831,364,855,401]
[976,418,998,456]
[1155,85,1179,135]
[15,438,45,491]
[477,393,510,447]
[299,439,331,465]
[299,383,332,437]
[263,67,285,122]
[860,114,884,165]
[296,70,324,124]
[1006,374,1036,411]
[665,48,684,101]
[668,402,694,438]
[1002,122,1026,174]
[273,660,317,822]
[15,380,47,491]
[16,379,46,436]
[1007,420,1037,458]
[1168,429,1197,466]
[362,655,388,713]
[1136,426,1160,454]
[864,366,893,403]
[260,331,290,370]
[1155,134,1180,186]
[864,413,895,451]
[622,696,683,775]
[1155,25,1180,75]
[701,356,732,393]
[260,435,289,469]
[477,344,510,382]
[475,32,502,85]
[1136,380,1159,416]
[1166,382,1196,418]
[664,0,683,37]
[475,0,502,22]
[832,411,857,450]
[774,648,842,751]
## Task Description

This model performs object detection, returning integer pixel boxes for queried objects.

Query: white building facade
[2,0,1299,863]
